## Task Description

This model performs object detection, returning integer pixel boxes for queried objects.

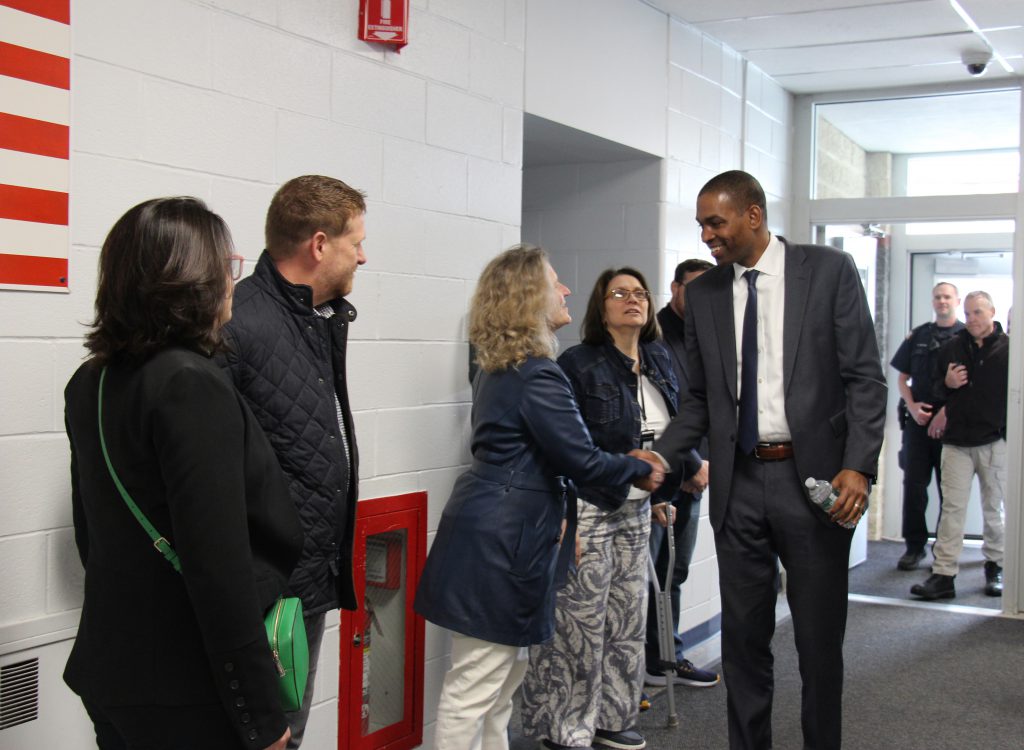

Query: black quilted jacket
[219,251,359,614]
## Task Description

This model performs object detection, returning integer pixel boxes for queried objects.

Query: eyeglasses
[229,254,245,281]
[606,288,651,302]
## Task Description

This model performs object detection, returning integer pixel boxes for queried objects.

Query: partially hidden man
[219,175,367,748]
[889,282,963,571]
[654,170,886,750]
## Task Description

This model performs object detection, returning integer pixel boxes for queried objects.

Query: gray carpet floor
[510,544,1023,749]
[849,539,1001,609]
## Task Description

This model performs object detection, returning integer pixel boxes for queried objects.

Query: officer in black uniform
[890,282,964,570]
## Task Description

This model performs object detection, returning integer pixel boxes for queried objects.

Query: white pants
[434,633,529,750]
[933,440,1006,576]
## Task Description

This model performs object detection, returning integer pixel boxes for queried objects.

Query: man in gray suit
[654,170,886,750]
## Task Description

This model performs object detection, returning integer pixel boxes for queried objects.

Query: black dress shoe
[897,549,926,570]
[984,561,1003,596]
[910,573,956,600]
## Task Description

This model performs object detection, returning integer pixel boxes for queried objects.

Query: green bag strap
[98,366,182,573]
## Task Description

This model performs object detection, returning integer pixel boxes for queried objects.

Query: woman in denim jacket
[521,267,699,750]
[415,248,665,750]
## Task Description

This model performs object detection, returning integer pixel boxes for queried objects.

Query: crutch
[647,501,679,728]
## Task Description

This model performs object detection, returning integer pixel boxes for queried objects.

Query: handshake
[628,449,667,493]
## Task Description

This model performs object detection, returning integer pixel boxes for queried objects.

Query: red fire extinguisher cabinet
[339,492,427,750]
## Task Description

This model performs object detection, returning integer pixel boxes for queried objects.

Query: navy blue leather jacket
[414,356,652,646]
[558,340,700,509]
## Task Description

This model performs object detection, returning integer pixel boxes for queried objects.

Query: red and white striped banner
[0,0,70,292]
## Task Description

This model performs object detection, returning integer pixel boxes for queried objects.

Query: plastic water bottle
[804,477,857,529]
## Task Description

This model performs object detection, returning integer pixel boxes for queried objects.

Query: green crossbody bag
[97,366,309,712]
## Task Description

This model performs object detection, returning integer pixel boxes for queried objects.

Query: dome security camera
[961,50,992,76]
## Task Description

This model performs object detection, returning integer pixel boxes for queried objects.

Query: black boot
[897,549,926,570]
[984,561,1003,596]
[910,573,955,600]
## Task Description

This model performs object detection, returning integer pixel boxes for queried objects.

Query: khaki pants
[933,440,1006,576]
[434,633,528,750]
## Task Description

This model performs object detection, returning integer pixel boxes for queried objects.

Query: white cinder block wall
[522,158,663,350]
[0,1,794,748]
[0,1,523,748]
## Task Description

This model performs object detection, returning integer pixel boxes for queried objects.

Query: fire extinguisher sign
[358,0,410,50]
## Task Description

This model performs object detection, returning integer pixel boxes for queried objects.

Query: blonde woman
[414,245,663,750]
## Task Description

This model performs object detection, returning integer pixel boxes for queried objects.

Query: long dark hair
[86,197,234,364]
[580,266,660,346]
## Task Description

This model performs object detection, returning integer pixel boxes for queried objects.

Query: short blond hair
[470,244,557,372]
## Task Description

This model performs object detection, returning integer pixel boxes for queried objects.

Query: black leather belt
[751,442,793,461]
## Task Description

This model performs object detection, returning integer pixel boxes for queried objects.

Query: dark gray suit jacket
[655,238,887,532]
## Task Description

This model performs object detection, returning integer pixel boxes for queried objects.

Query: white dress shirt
[732,234,791,443]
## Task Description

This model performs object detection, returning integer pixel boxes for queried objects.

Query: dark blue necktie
[738,269,760,455]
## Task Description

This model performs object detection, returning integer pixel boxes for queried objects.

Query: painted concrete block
[667,111,701,165]
[388,10,471,89]
[71,58,143,159]
[431,0,505,40]
[332,53,427,142]
[141,80,276,182]
[541,204,627,254]
[469,35,524,108]
[71,154,213,249]
[74,0,210,87]
[382,139,468,215]
[278,0,381,57]
[699,123,721,171]
[0,435,72,536]
[427,85,503,160]
[0,535,47,627]
[369,204,500,280]
[502,108,523,166]
[347,341,427,410]
[212,14,332,118]
[209,178,278,259]
[206,0,275,24]
[522,165,580,212]
[505,0,526,48]
[669,19,702,73]
[275,111,384,200]
[0,342,54,435]
[701,36,723,84]
[376,273,466,341]
[375,404,471,475]
[578,160,660,206]
[468,157,521,225]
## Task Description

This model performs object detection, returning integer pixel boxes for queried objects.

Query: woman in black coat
[414,244,664,750]
[63,198,303,750]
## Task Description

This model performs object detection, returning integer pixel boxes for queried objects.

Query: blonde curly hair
[470,244,558,372]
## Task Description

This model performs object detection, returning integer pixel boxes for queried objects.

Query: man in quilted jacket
[220,175,366,748]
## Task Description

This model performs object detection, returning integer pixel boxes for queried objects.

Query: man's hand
[945,363,968,389]
[264,728,291,750]
[829,469,869,526]
[651,501,676,527]
[681,460,709,494]
[927,406,947,440]
[629,449,665,493]
[907,400,933,426]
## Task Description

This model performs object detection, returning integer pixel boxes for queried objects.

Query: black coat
[413,357,652,646]
[933,323,1009,447]
[63,349,303,747]
[220,251,359,614]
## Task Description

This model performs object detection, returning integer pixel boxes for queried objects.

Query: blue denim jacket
[558,340,700,507]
